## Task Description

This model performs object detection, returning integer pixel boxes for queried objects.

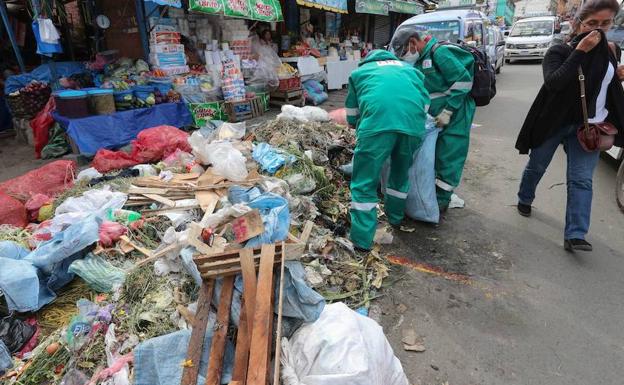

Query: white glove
[435,109,453,128]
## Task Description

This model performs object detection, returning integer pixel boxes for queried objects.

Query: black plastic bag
[0,315,36,353]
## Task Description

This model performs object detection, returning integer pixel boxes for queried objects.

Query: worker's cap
[389,25,426,57]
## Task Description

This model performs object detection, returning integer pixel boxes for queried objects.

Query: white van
[505,16,560,63]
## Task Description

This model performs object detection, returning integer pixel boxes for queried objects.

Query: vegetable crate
[277,76,301,92]
[269,89,305,107]
[224,97,264,123]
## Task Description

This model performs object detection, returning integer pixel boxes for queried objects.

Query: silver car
[487,26,505,74]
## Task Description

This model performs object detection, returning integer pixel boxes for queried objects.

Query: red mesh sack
[30,97,56,159]
[0,160,76,202]
[92,149,138,173]
[329,108,347,126]
[0,191,28,227]
[130,125,191,164]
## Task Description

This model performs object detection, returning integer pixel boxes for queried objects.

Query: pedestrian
[346,49,430,251]
[515,0,624,252]
[390,28,476,213]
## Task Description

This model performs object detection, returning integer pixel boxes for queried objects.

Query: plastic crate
[277,77,302,92]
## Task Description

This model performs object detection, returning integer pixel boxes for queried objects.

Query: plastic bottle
[107,208,141,223]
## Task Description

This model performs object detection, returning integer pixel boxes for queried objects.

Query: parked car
[487,26,505,73]
[505,16,560,63]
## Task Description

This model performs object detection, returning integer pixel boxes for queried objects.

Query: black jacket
[515,31,624,154]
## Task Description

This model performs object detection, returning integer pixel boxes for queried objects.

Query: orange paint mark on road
[387,255,472,284]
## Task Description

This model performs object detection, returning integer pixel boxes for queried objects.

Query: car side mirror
[497,41,505,47]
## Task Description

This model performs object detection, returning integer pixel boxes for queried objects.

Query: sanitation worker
[391,28,476,212]
[346,49,430,252]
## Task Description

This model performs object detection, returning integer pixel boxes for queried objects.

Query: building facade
[514,0,558,19]
[495,0,515,25]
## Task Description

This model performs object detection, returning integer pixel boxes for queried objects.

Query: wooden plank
[231,297,251,383]
[128,187,168,195]
[205,276,235,385]
[195,191,220,215]
[135,242,180,267]
[273,243,287,384]
[240,248,257,338]
[193,242,304,265]
[198,168,226,186]
[142,194,176,207]
[187,222,226,255]
[173,173,201,180]
[181,281,215,385]
[219,210,265,244]
[299,220,314,245]
[119,236,152,258]
[246,244,276,385]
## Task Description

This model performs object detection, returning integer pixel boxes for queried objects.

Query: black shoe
[439,205,449,214]
[517,203,532,217]
[564,239,593,252]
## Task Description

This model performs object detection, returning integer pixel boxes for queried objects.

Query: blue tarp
[4,62,86,94]
[53,102,193,156]
[146,0,182,7]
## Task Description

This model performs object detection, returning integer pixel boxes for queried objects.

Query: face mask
[402,50,420,64]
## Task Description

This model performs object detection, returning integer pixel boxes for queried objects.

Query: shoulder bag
[576,67,618,152]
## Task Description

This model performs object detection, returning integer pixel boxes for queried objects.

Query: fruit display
[7,81,52,119]
[277,63,298,79]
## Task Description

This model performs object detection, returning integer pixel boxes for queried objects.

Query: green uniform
[346,50,430,250]
[415,37,476,207]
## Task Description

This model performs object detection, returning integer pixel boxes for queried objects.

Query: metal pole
[0,0,26,73]
[135,0,150,61]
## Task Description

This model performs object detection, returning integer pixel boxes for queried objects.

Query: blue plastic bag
[32,20,63,57]
[303,79,328,106]
[381,117,440,223]
[252,143,293,175]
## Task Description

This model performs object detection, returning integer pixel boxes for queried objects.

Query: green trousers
[435,98,476,207]
[350,132,422,250]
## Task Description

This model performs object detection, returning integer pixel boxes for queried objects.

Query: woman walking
[515,0,624,252]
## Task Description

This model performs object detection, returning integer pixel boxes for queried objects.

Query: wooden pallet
[224,97,265,122]
[269,89,304,107]
[181,243,285,385]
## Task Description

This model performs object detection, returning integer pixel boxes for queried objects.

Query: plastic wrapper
[0,160,76,202]
[24,193,52,222]
[29,96,55,159]
[99,221,128,247]
[92,149,137,173]
[0,191,28,227]
[216,122,246,140]
[174,83,206,104]
[252,143,293,174]
[76,167,103,182]
[68,254,126,293]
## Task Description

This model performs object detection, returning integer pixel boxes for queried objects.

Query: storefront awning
[389,0,424,15]
[296,0,349,14]
[188,0,283,21]
[146,0,183,8]
[356,0,389,15]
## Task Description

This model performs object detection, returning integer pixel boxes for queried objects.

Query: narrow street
[380,62,624,385]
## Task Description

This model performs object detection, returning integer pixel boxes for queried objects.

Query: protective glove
[435,109,453,128]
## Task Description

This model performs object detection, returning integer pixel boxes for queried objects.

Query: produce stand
[53,102,192,156]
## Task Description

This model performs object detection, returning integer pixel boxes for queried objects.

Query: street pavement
[380,62,624,384]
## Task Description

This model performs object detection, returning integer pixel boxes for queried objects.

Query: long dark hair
[571,0,621,37]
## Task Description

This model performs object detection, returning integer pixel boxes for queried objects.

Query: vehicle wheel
[496,66,501,74]
[617,160,624,213]
[505,59,511,64]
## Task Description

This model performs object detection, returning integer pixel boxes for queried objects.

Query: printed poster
[189,0,223,14]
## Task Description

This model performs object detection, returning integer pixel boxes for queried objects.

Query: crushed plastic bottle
[107,208,141,224]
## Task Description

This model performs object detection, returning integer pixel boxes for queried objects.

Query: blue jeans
[518,124,600,240]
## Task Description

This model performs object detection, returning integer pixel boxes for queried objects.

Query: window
[465,21,483,46]
[412,20,461,42]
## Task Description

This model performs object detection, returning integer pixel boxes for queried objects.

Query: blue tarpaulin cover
[5,62,85,94]
[53,102,192,155]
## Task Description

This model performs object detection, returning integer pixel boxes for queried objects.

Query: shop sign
[355,0,389,15]
[224,0,251,18]
[437,0,476,8]
[388,0,423,14]
[296,0,349,14]
[189,0,223,14]
[147,0,183,8]
[250,0,284,22]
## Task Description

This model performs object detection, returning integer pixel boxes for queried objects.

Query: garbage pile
[0,105,407,385]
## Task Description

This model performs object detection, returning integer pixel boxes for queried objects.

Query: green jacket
[345,50,430,139]
[415,37,475,116]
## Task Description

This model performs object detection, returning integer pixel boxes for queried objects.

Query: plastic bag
[52,187,127,234]
[252,143,293,175]
[38,18,60,44]
[68,254,126,293]
[0,191,27,227]
[328,108,347,126]
[0,160,76,202]
[30,96,55,159]
[277,105,329,123]
[76,167,103,182]
[202,141,248,181]
[25,193,52,222]
[99,221,128,247]
[281,302,408,385]
[92,149,137,173]
[216,122,246,140]
[0,315,36,353]
[131,125,192,164]
[41,123,71,159]
[302,79,328,106]
[380,119,440,223]
[248,35,281,91]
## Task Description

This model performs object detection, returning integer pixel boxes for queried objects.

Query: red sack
[0,160,76,202]
[329,108,347,126]
[30,97,56,159]
[130,125,191,164]
[99,221,128,247]
[24,193,52,222]
[92,149,138,173]
[0,191,28,227]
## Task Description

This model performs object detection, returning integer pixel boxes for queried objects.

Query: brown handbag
[576,67,618,152]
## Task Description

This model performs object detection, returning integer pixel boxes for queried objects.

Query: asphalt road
[380,62,624,385]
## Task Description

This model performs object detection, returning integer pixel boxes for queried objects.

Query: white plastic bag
[38,18,61,44]
[204,141,248,181]
[281,302,408,385]
[76,167,103,182]
[216,122,246,140]
[277,105,330,123]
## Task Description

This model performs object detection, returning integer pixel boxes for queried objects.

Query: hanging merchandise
[31,20,63,57]
[189,0,224,14]
[224,0,251,18]
[38,18,60,44]
[249,0,284,22]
